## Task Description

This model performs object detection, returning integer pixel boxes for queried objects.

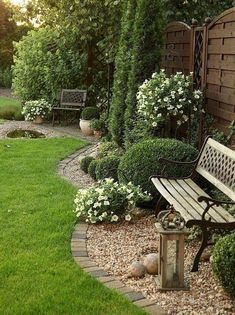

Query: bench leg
[191,226,209,272]
[155,195,165,218]
[52,111,55,126]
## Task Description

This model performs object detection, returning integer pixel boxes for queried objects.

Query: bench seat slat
[184,179,234,223]
[174,179,228,223]
[160,178,209,222]
[165,179,215,222]
[152,178,196,222]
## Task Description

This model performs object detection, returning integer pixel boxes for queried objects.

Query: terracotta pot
[93,130,104,139]
[79,119,94,136]
[33,115,43,124]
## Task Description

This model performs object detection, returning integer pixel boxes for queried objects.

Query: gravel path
[87,217,235,315]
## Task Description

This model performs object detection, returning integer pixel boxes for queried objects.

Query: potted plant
[90,112,108,139]
[79,106,100,136]
[22,99,52,124]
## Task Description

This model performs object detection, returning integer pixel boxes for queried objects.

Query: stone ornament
[143,253,159,275]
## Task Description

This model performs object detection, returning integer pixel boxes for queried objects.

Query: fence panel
[160,22,192,76]
[205,8,235,143]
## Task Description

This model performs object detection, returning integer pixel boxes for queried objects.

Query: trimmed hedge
[212,233,235,296]
[97,141,123,159]
[118,138,198,197]
[88,159,100,180]
[80,156,95,173]
[81,107,100,120]
[96,155,120,182]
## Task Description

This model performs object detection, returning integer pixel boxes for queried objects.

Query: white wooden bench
[52,89,87,125]
[151,137,235,271]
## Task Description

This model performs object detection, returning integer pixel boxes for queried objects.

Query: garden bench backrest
[196,138,235,201]
[60,89,87,107]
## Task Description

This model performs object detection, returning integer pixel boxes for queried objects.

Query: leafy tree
[109,0,137,145]
[12,27,86,102]
[164,0,235,24]
[18,0,123,105]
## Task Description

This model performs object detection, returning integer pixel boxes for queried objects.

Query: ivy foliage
[12,27,87,102]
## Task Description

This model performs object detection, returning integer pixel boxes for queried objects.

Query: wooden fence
[161,7,235,145]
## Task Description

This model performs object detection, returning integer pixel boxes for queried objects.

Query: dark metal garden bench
[151,137,235,272]
[52,89,87,126]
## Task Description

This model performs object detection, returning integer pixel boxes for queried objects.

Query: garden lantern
[155,206,189,291]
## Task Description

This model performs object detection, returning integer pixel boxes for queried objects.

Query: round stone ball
[143,253,159,275]
[129,261,146,278]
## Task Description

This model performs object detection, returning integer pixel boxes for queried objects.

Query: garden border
[71,223,166,315]
[58,144,165,315]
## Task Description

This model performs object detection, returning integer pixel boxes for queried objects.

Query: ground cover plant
[0,96,22,120]
[0,137,145,315]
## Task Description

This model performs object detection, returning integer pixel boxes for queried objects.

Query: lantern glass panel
[167,240,179,283]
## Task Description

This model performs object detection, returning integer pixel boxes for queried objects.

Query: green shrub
[212,233,235,296]
[12,27,86,102]
[80,156,95,174]
[96,155,120,181]
[0,105,23,120]
[81,107,100,120]
[0,67,12,88]
[109,0,137,145]
[124,0,164,146]
[118,138,198,197]
[88,159,100,180]
[97,141,123,159]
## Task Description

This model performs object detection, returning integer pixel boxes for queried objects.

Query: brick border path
[71,223,166,315]
[59,146,166,315]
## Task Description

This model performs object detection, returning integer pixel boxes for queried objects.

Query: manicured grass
[0,138,145,315]
[0,96,21,108]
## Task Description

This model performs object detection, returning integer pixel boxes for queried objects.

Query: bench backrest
[196,138,235,201]
[60,89,87,107]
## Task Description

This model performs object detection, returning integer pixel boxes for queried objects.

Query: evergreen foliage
[124,0,164,147]
[109,0,137,146]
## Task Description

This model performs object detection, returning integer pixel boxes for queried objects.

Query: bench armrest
[158,157,197,166]
[198,195,235,220]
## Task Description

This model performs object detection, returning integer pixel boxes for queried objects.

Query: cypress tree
[108,0,137,146]
[124,0,164,146]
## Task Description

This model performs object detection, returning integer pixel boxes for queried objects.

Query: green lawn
[0,96,21,108]
[0,137,145,315]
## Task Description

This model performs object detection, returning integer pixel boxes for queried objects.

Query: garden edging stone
[58,144,166,315]
[71,222,166,315]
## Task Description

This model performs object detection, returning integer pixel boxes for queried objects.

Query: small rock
[200,251,211,262]
[129,261,146,278]
[143,253,159,275]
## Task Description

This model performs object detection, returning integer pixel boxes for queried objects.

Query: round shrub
[96,155,120,182]
[97,141,123,159]
[118,138,198,197]
[88,159,100,180]
[80,156,95,173]
[81,107,100,120]
[212,233,235,296]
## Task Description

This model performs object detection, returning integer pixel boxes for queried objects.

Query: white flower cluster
[22,99,52,121]
[74,178,151,224]
[137,70,203,128]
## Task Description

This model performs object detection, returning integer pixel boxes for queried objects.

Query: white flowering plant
[74,178,152,224]
[22,99,52,121]
[137,70,203,128]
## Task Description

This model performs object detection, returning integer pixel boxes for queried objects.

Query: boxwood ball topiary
[118,138,198,197]
[212,233,235,296]
[96,155,120,182]
[88,159,100,180]
[80,156,95,174]
[81,107,100,120]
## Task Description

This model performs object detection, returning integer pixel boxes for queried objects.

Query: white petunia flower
[125,214,132,221]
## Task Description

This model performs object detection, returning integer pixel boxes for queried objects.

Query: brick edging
[71,223,166,315]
